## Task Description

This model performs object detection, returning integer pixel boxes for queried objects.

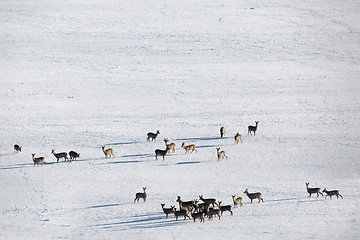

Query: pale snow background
[0,0,359,239]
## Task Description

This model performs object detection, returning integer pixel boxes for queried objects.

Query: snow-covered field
[1,0,360,239]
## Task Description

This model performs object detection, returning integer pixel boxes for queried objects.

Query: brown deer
[102,146,114,158]
[199,195,218,207]
[176,196,194,212]
[163,139,176,153]
[248,121,259,136]
[134,187,147,202]
[31,153,46,166]
[216,147,227,161]
[174,209,191,220]
[191,211,205,223]
[322,188,343,200]
[161,204,175,218]
[51,149,68,162]
[305,182,323,198]
[244,189,263,203]
[234,132,243,144]
[181,143,197,154]
[232,195,243,207]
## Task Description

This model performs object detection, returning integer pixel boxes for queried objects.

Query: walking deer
[52,149,68,162]
[181,143,197,154]
[323,188,342,199]
[147,130,160,142]
[234,132,243,144]
[216,147,227,161]
[305,182,323,198]
[134,187,147,202]
[102,146,114,158]
[163,139,176,153]
[248,121,259,136]
[220,126,225,138]
[244,189,264,203]
[232,195,243,207]
[14,144,22,153]
[31,153,46,166]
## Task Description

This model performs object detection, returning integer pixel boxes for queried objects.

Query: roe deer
[220,127,225,138]
[218,201,233,216]
[305,182,323,198]
[147,130,160,142]
[69,151,80,160]
[161,204,175,218]
[244,189,264,203]
[248,121,259,136]
[322,188,343,200]
[174,208,191,220]
[199,195,218,207]
[31,153,46,166]
[14,144,22,153]
[216,147,227,161]
[155,147,170,161]
[102,146,114,158]
[176,196,194,212]
[206,207,221,220]
[163,139,176,153]
[234,132,243,144]
[134,187,147,202]
[232,195,243,207]
[181,143,197,154]
[51,149,68,162]
[191,211,205,223]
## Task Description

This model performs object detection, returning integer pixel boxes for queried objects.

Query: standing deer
[244,189,264,203]
[31,153,46,166]
[248,121,259,136]
[51,149,68,162]
[199,195,218,207]
[134,187,147,202]
[216,147,227,161]
[176,196,194,212]
[174,209,191,220]
[181,143,197,154]
[147,130,160,142]
[234,132,243,144]
[191,211,205,223]
[163,139,176,153]
[161,204,175,218]
[232,195,243,207]
[14,144,22,153]
[322,188,343,200]
[305,182,323,198]
[218,201,233,216]
[102,146,115,158]
[220,127,225,138]
[69,151,80,160]
[155,147,170,161]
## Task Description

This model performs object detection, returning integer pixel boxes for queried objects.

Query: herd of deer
[134,181,341,223]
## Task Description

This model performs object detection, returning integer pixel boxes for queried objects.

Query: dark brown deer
[14,144,22,153]
[305,182,323,198]
[147,130,160,142]
[323,188,343,200]
[52,149,68,162]
[134,187,147,202]
[248,121,259,136]
[220,126,225,138]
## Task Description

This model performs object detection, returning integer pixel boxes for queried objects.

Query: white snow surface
[1,0,360,239]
